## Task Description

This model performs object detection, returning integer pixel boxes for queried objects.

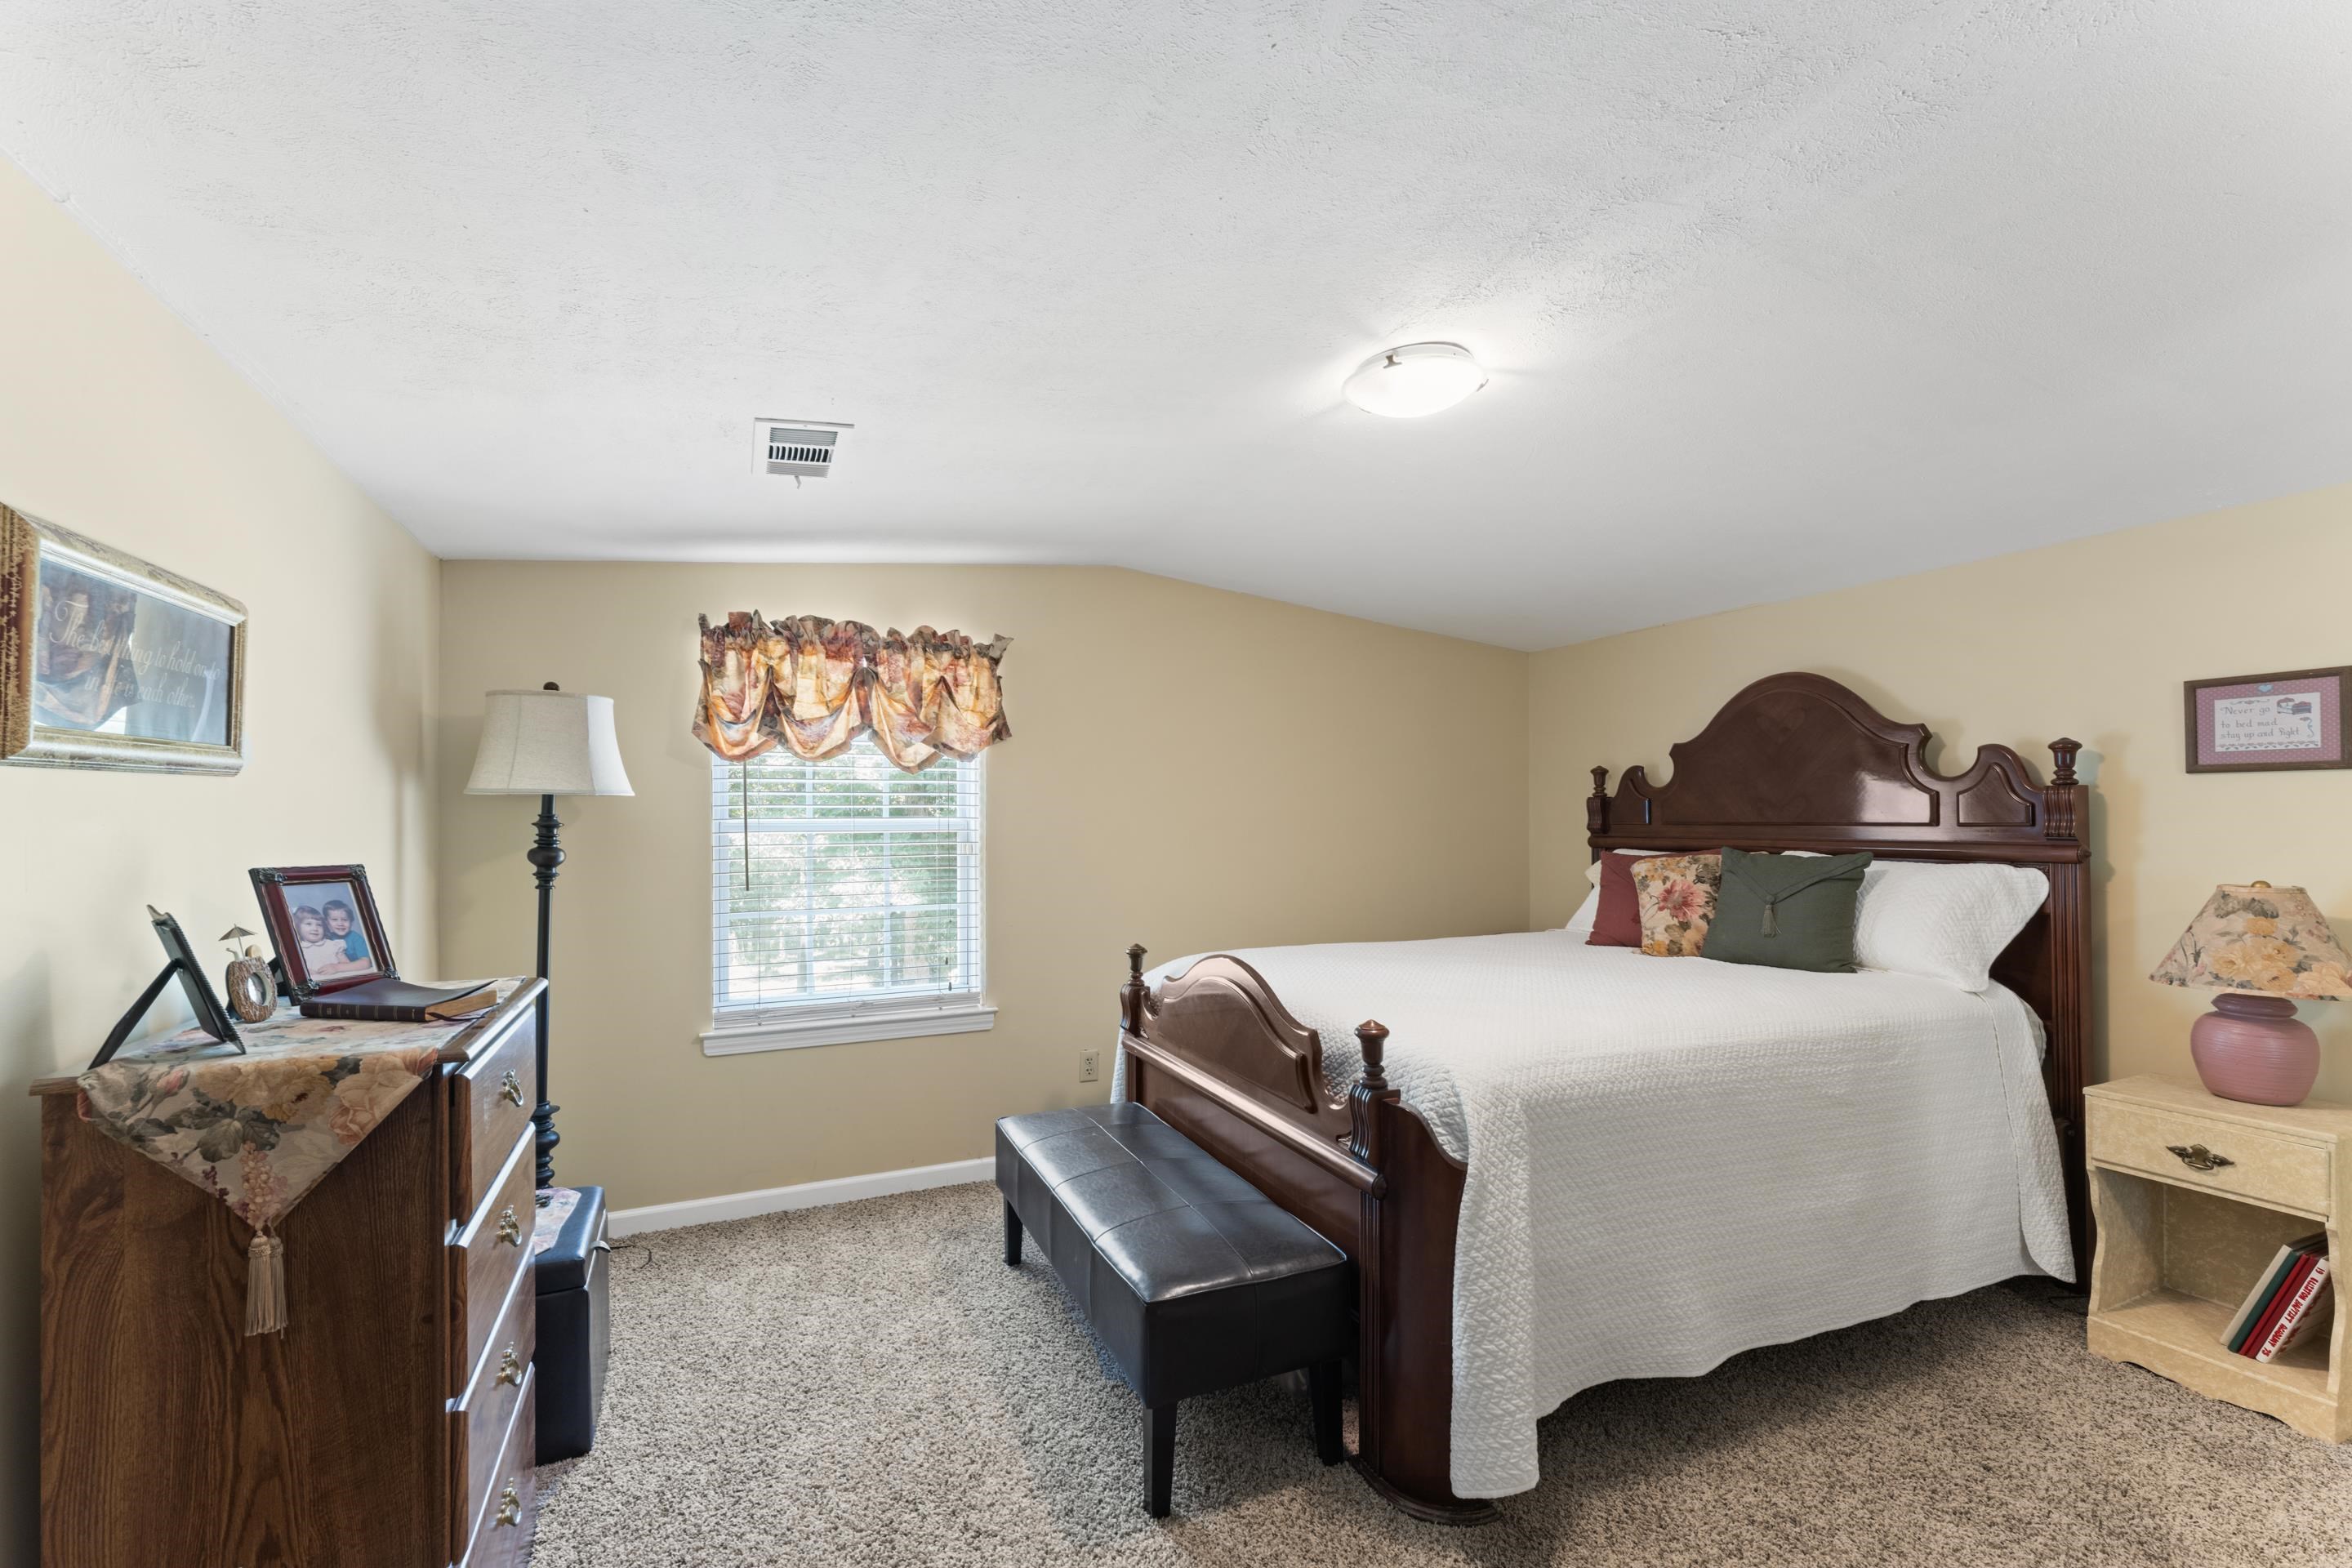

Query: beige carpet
[529,1183,2352,1567]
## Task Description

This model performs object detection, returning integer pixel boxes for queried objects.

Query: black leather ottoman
[532,1184,610,1463]
[996,1102,1350,1517]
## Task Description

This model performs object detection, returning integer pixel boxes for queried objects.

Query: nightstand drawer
[2089,1100,2331,1214]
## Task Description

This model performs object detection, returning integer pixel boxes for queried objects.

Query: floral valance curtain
[693,612,1012,773]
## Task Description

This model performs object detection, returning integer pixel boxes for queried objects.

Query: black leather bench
[995,1102,1350,1517]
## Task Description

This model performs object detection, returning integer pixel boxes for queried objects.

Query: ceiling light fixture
[1341,341,1486,418]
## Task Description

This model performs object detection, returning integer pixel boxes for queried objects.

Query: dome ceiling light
[1341,341,1487,418]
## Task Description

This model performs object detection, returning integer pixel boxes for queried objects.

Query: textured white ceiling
[5,3,2350,648]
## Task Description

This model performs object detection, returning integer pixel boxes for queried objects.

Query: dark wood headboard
[1585,671,2091,1280]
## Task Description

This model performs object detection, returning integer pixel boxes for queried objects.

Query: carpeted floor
[529,1183,2352,1567]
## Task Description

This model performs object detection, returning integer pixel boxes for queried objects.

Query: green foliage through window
[712,747,982,1016]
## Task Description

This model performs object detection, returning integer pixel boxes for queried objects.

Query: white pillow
[1851,860,2048,991]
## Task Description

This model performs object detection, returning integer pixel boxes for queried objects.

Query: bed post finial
[1121,945,1148,1034]
[1348,1021,1396,1168]
[2044,739,2082,842]
[1356,1021,1389,1092]
[1586,767,1610,837]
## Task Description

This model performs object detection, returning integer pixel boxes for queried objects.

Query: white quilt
[1118,930,2071,1499]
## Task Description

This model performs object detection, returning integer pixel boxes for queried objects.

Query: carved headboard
[1586,671,2092,1276]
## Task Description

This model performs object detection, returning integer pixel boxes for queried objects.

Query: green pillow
[1708,848,1873,973]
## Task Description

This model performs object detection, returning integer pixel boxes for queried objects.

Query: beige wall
[0,158,440,1565]
[436,563,1529,1209]
[1529,483,2352,1102]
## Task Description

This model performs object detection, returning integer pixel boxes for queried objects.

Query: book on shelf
[2255,1254,2334,1364]
[2242,1254,2318,1358]
[2219,1233,2328,1358]
[299,978,501,1024]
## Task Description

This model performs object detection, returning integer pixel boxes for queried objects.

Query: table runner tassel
[246,1228,287,1336]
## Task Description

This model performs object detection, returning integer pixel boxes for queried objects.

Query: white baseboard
[607,1156,994,1237]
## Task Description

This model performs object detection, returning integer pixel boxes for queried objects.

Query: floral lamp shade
[2149,884,2352,1000]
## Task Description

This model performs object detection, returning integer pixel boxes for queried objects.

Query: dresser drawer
[458,1366,537,1568]
[452,1266,536,1561]
[452,1129,535,1389]
[451,1010,537,1222]
[2089,1099,2332,1215]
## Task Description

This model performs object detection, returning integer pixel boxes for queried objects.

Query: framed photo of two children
[2185,667,2352,773]
[249,866,397,1001]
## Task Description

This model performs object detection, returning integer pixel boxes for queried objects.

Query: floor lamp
[466,682,634,1191]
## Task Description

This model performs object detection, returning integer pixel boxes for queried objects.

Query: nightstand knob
[494,1481,522,1526]
[496,1344,523,1386]
[499,1070,525,1107]
[497,1206,523,1245]
[2166,1143,2235,1173]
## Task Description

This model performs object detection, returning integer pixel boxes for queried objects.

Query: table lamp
[2150,881,2352,1106]
[466,683,633,1187]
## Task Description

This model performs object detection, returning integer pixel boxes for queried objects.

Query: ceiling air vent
[757,418,852,478]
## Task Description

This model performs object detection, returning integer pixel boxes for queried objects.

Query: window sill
[701,1000,998,1056]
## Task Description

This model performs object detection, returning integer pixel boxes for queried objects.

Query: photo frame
[90,906,246,1069]
[2185,666,2352,774]
[249,865,399,1001]
[1,503,247,774]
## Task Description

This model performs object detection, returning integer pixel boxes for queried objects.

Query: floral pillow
[1632,853,1723,957]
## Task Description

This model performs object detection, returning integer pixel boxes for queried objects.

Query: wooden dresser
[35,980,546,1568]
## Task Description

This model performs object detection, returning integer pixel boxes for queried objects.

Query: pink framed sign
[2185,666,2351,773]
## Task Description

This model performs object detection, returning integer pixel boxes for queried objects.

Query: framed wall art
[2185,666,2351,773]
[248,864,398,1001]
[1,503,247,773]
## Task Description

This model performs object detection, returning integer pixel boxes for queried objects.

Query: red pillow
[1587,853,1646,947]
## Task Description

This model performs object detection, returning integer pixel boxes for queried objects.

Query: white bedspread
[1119,931,2071,1499]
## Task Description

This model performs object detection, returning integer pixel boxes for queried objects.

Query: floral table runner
[76,982,519,1334]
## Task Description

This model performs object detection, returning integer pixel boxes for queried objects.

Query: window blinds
[710,746,985,1024]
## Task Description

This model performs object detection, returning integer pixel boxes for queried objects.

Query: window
[703,746,991,1054]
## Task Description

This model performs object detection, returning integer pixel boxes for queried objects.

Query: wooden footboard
[1117,947,1494,1524]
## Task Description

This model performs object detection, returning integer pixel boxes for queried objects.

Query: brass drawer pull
[494,1481,522,1527]
[496,1345,523,1387]
[2167,1143,2235,1173]
[499,1070,525,1107]
[497,1206,523,1245]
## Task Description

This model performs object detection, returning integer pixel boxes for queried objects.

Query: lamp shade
[466,689,634,797]
[2149,883,2352,1000]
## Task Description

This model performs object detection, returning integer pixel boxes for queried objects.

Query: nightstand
[2086,1075,2351,1441]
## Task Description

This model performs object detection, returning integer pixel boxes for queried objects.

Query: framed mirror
[2,504,246,774]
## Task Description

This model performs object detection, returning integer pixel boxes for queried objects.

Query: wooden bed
[1116,672,2091,1523]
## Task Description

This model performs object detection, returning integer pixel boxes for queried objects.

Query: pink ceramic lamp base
[2189,991,2319,1107]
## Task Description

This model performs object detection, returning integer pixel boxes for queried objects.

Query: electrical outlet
[1080,1049,1101,1084]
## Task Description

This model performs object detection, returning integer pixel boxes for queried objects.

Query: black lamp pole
[528,792,564,1188]
[527,681,565,1191]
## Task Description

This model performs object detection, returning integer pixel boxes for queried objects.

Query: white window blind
[709,746,986,1039]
